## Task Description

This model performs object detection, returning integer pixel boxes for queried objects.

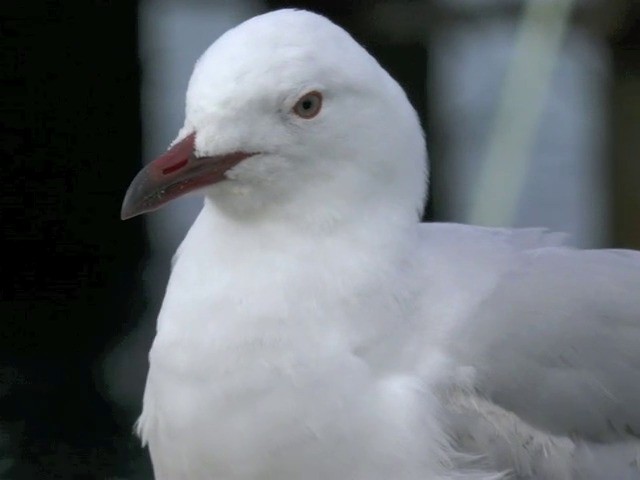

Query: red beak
[121,133,256,219]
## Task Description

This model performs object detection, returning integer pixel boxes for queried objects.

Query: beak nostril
[162,158,189,175]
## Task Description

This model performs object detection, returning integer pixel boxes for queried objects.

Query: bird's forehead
[213,9,357,63]
[186,10,376,111]
[192,42,326,94]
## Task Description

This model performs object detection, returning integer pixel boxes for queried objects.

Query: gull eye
[292,91,323,119]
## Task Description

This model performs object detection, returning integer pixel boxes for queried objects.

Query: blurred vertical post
[467,0,574,227]
[429,0,613,246]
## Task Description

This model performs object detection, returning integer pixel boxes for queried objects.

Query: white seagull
[121,9,640,480]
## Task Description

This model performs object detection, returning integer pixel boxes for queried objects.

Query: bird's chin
[203,180,273,219]
[204,172,298,221]
[205,178,253,200]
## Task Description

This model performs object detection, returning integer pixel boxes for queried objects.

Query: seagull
[121,9,640,480]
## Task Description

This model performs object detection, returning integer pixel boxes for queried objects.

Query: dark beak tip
[120,196,146,220]
[120,188,142,221]
[120,190,134,220]
[120,206,133,221]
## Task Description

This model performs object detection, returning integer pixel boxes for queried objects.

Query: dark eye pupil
[302,99,313,110]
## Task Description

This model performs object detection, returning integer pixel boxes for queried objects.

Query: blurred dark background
[1,1,638,478]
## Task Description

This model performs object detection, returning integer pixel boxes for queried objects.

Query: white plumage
[122,9,640,479]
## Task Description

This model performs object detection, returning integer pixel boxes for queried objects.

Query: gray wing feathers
[451,246,640,441]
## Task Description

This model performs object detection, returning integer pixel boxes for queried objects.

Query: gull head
[121,9,427,226]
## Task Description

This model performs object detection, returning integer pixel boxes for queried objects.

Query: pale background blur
[2,0,638,478]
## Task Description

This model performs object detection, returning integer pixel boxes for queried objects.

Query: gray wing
[418,223,640,478]
[452,244,640,441]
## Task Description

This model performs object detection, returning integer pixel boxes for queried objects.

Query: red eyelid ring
[292,91,323,119]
